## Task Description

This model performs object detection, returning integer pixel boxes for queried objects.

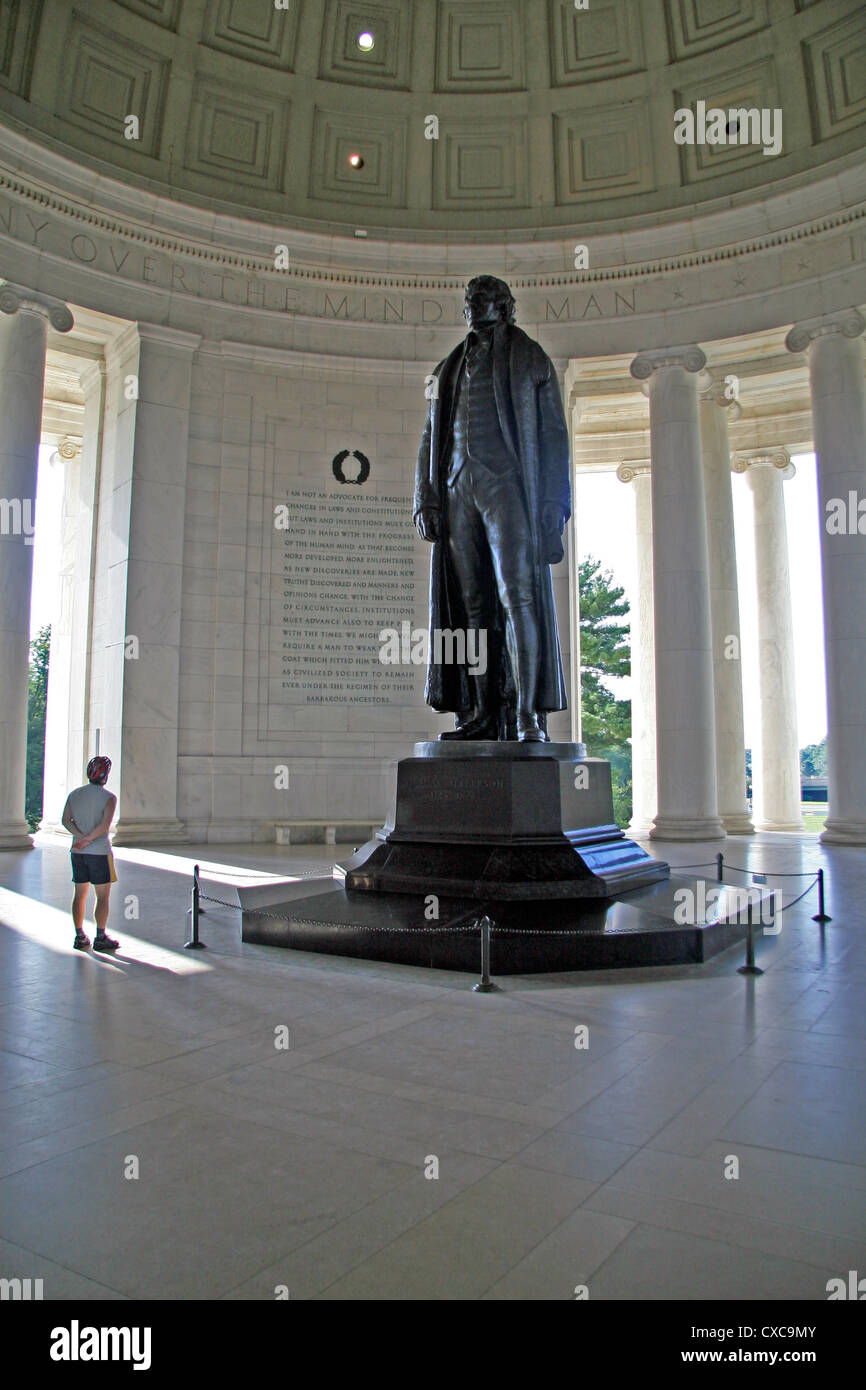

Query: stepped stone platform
[239,875,772,973]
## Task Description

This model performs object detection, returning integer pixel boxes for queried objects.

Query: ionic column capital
[785,310,865,355]
[699,374,743,420]
[0,282,73,333]
[51,436,83,465]
[616,461,652,484]
[733,448,795,481]
[630,344,706,380]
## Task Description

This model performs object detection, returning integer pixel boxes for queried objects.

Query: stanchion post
[716,851,724,883]
[812,868,832,923]
[185,863,207,950]
[738,899,763,976]
[473,914,499,993]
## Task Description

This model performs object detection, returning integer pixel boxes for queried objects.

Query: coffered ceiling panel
[184,77,289,190]
[664,0,769,61]
[548,0,644,86]
[433,116,529,208]
[319,0,411,88]
[201,0,300,70]
[803,11,866,141]
[675,57,781,184]
[435,0,526,92]
[60,11,169,159]
[310,106,407,206]
[554,100,655,202]
[0,0,43,98]
[113,0,181,28]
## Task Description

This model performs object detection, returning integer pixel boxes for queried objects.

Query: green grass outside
[801,802,827,833]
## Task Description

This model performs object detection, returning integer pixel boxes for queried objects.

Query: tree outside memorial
[579,558,632,826]
[26,625,50,832]
[800,736,827,779]
[800,735,828,832]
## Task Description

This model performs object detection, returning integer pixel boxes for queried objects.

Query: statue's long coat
[413,322,572,716]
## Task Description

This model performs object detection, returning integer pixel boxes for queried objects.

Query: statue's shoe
[439,714,498,741]
[516,713,549,742]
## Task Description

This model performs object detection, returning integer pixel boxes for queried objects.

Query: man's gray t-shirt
[62,785,113,855]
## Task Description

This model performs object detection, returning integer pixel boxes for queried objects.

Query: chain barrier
[670,852,831,924]
[675,856,821,878]
[199,892,480,934]
[187,851,833,987]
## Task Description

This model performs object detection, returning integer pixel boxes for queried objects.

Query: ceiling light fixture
[348,153,364,169]
[357,31,375,51]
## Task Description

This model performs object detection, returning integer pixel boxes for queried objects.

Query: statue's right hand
[415,508,442,542]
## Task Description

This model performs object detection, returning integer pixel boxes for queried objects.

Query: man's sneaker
[73,931,91,950]
[93,933,120,952]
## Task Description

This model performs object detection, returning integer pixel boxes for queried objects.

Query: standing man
[61,756,120,951]
[414,275,572,741]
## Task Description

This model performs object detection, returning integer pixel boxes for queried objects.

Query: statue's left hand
[541,503,566,564]
[542,503,566,537]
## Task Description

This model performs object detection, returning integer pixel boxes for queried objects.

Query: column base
[38,821,68,837]
[721,813,756,835]
[111,818,187,845]
[650,815,726,841]
[753,819,806,833]
[628,818,655,839]
[820,819,866,846]
[0,821,34,850]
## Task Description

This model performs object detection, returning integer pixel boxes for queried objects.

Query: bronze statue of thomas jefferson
[414,275,572,742]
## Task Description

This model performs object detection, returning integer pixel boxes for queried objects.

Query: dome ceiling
[0,0,864,237]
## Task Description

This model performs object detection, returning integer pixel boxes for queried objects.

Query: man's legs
[94,882,111,936]
[72,882,89,932]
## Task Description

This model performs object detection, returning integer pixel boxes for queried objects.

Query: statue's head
[463,275,515,330]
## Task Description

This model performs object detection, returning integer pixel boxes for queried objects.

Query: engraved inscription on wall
[272,487,421,707]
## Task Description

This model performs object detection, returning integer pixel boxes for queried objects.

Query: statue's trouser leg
[474,469,540,721]
[445,473,496,721]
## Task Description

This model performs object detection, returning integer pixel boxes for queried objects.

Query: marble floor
[0,831,864,1301]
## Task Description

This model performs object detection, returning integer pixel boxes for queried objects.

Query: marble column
[109,322,202,845]
[630,346,725,840]
[0,283,73,848]
[786,310,866,844]
[547,360,575,744]
[736,450,804,832]
[563,376,582,744]
[616,463,655,835]
[700,384,754,833]
[41,363,105,831]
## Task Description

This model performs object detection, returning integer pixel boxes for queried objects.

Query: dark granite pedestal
[340,741,669,899]
[233,741,766,976]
